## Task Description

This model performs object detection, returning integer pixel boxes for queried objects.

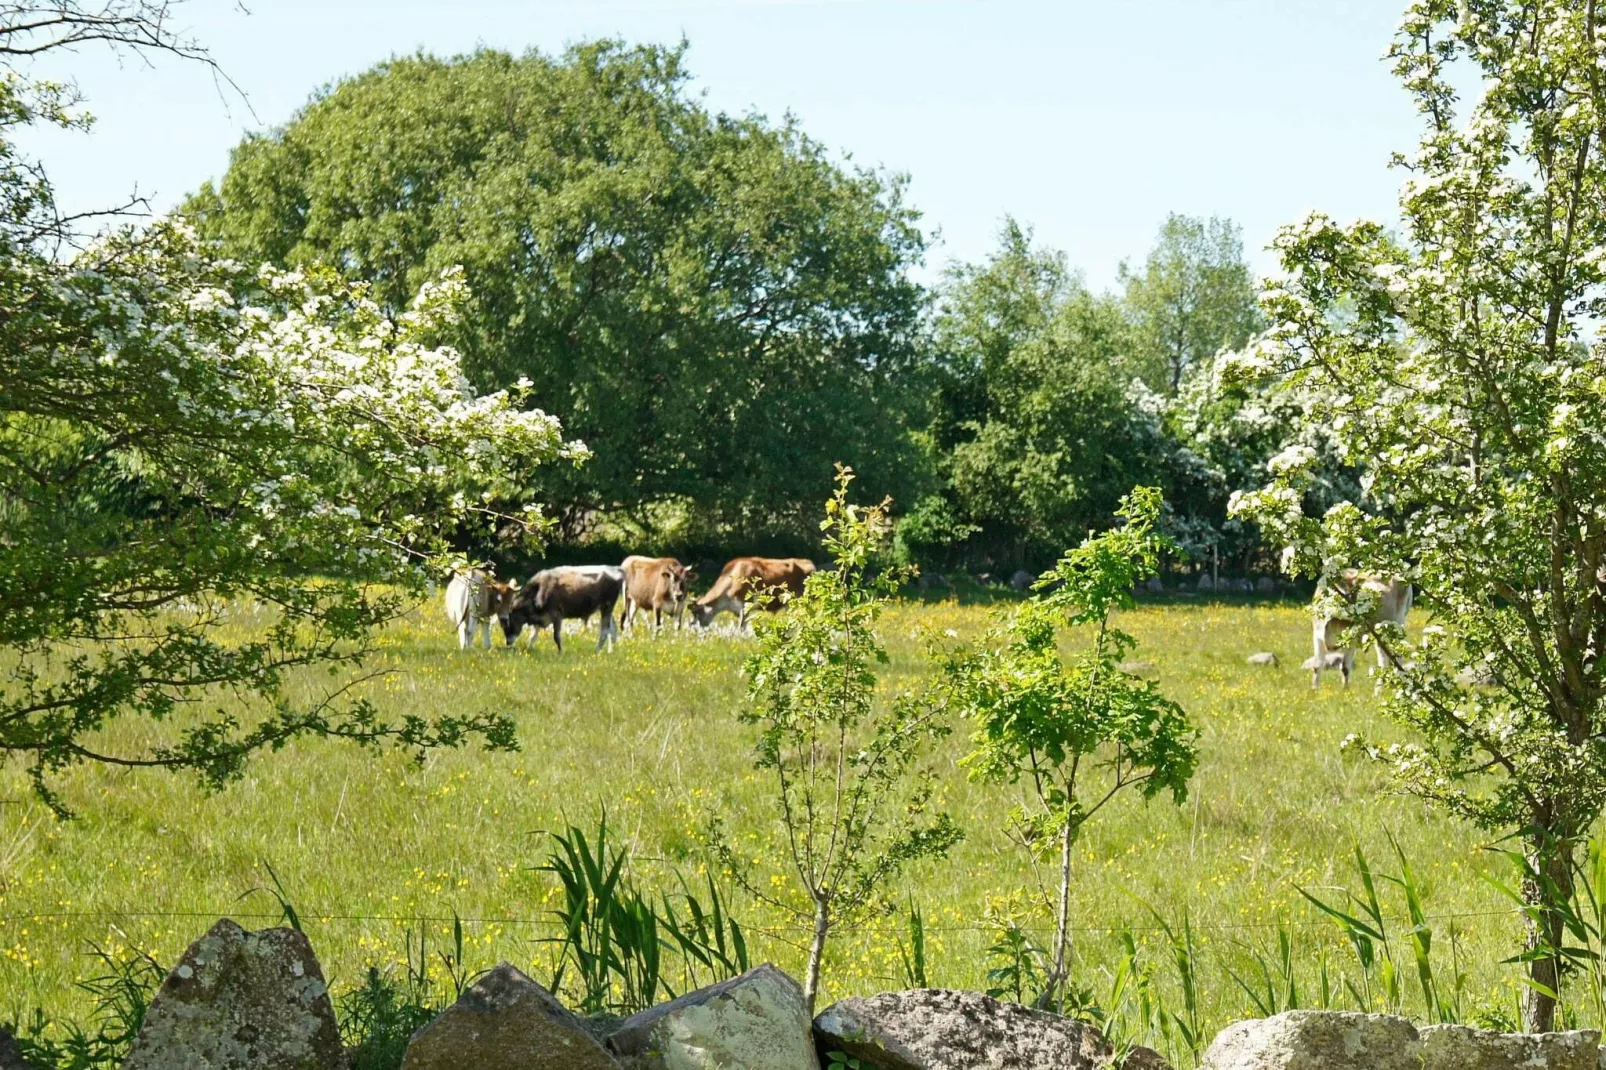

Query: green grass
[0,594,1541,1056]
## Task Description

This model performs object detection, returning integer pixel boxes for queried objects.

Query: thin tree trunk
[1522,833,1575,1033]
[1051,818,1073,1013]
[804,896,830,1015]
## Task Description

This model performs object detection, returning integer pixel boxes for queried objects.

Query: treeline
[186,40,1351,574]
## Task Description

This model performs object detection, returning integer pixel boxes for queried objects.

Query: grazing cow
[501,566,623,652]
[620,556,694,633]
[444,568,518,650]
[690,557,815,630]
[1306,570,1413,689]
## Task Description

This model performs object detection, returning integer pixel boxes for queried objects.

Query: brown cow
[690,557,815,630]
[620,556,694,633]
[501,566,623,652]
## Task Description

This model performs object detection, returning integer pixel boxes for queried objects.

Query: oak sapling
[940,486,1198,1012]
[710,465,961,1014]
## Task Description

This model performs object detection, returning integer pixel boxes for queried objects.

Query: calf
[501,566,623,652]
[1306,569,1413,688]
[620,556,694,633]
[444,568,518,650]
[690,557,815,630]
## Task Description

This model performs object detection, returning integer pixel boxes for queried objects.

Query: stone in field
[1417,1023,1599,1070]
[1200,1010,1422,1070]
[1200,1010,1600,1070]
[605,963,815,1070]
[122,918,344,1070]
[401,963,619,1070]
[0,1026,36,1070]
[1246,651,1280,667]
[813,988,1139,1069]
[1010,569,1036,591]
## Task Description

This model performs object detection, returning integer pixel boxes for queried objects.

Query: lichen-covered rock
[1418,1023,1599,1070]
[605,963,815,1070]
[813,988,1120,1069]
[122,918,344,1070]
[401,963,618,1069]
[1201,1011,1601,1070]
[0,1026,35,1070]
[1199,1011,1421,1070]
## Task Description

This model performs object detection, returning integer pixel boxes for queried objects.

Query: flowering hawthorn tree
[1232,0,1606,1031]
[1,220,586,812]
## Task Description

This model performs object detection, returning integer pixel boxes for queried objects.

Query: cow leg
[1341,650,1354,688]
[478,617,492,650]
[552,621,564,652]
[457,619,471,651]
[1310,631,1325,689]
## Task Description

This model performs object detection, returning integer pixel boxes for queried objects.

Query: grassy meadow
[0,590,1544,1058]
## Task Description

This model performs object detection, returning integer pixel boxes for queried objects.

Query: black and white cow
[501,566,624,652]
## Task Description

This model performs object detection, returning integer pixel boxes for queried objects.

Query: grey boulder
[1246,652,1280,667]
[400,963,618,1069]
[1199,1011,1600,1070]
[605,963,815,1070]
[1201,1012,1419,1070]
[1010,570,1036,591]
[813,988,1149,1069]
[122,918,345,1070]
[0,1027,35,1070]
[1418,1023,1598,1070]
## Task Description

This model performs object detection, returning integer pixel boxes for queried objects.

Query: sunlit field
[0,592,1533,1057]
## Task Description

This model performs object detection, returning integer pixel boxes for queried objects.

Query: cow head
[689,599,717,628]
[487,579,519,618]
[662,566,690,606]
[500,576,548,645]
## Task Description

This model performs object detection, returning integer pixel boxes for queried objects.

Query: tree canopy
[918,221,1170,569]
[1120,213,1262,395]
[186,43,932,545]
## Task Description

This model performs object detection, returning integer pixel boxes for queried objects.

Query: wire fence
[0,904,1527,936]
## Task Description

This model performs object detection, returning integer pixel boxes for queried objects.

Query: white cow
[444,568,518,650]
[1306,570,1413,688]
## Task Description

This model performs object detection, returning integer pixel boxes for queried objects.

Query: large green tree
[1234,0,1606,1032]
[186,43,931,543]
[1120,213,1262,395]
[924,222,1168,569]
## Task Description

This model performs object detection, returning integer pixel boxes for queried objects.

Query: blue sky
[21,0,1420,289]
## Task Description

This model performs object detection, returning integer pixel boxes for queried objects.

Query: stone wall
[10,918,1605,1070]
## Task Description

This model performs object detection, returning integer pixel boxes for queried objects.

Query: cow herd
[443,556,816,653]
[445,556,1416,684]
